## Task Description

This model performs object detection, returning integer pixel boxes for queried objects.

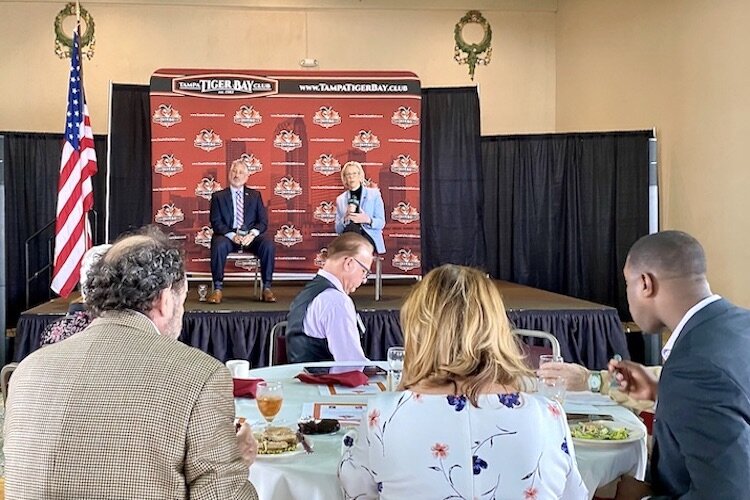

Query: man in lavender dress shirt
[285,233,374,363]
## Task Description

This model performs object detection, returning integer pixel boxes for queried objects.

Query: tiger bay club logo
[274,224,303,247]
[312,154,341,176]
[154,153,184,177]
[352,130,380,152]
[391,202,420,224]
[274,177,303,200]
[172,74,278,99]
[392,248,421,272]
[363,178,379,190]
[390,154,419,177]
[167,232,186,241]
[194,226,213,248]
[313,201,336,223]
[195,177,222,200]
[235,152,263,175]
[152,104,182,128]
[314,248,329,268]
[391,106,420,129]
[233,255,259,272]
[193,129,223,152]
[154,203,185,227]
[273,129,303,152]
[233,105,263,128]
[312,106,342,128]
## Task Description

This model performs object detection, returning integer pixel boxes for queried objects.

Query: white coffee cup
[226,360,250,379]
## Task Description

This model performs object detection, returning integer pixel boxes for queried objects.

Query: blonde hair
[400,264,532,406]
[340,160,365,186]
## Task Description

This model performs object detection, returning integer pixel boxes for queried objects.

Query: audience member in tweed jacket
[4,227,259,500]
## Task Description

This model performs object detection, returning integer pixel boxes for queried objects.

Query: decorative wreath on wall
[54,2,96,59]
[454,10,492,80]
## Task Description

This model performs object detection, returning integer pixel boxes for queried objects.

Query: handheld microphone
[348,196,359,214]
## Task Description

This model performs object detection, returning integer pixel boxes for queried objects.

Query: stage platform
[14,279,628,369]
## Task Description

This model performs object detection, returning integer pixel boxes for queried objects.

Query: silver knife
[296,431,314,454]
[566,413,615,422]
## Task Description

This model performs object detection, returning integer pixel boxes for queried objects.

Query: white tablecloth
[237,362,647,500]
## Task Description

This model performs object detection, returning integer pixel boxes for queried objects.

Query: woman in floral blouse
[40,244,111,346]
[338,264,588,499]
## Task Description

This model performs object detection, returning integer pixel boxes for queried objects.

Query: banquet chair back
[268,320,288,366]
[513,329,561,369]
[1,362,19,406]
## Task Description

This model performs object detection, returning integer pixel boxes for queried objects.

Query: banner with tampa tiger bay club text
[150,69,421,277]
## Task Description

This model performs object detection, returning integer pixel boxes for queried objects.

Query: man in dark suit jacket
[208,160,276,303]
[611,231,750,499]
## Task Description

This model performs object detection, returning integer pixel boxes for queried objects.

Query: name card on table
[318,382,387,396]
[301,402,367,425]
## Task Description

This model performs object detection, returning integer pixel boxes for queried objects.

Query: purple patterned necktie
[235,190,244,229]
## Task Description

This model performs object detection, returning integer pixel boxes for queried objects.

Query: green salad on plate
[570,422,630,441]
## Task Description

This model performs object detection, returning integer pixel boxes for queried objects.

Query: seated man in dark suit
[286,233,373,363]
[208,160,276,303]
[610,231,750,499]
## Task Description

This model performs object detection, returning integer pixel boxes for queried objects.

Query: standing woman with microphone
[335,161,386,255]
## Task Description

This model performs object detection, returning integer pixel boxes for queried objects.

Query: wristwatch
[587,371,602,393]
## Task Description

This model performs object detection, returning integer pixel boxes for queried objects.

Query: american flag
[51,29,98,297]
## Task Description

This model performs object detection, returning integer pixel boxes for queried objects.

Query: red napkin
[295,371,369,388]
[233,378,264,398]
[639,410,655,435]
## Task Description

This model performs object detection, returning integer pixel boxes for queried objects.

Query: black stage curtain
[16,310,404,368]
[508,309,626,369]
[420,87,486,271]
[3,132,107,328]
[482,131,651,318]
[17,306,626,369]
[108,84,152,239]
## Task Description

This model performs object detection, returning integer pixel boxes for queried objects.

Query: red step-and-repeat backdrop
[149,69,421,277]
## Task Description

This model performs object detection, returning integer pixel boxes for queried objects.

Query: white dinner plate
[255,438,314,460]
[570,420,645,446]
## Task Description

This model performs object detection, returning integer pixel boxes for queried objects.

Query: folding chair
[226,250,262,299]
[513,329,562,369]
[268,320,288,366]
[1,362,19,406]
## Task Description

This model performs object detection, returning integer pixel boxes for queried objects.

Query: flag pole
[51,1,99,296]
[75,2,91,252]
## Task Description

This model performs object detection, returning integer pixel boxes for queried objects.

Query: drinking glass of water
[197,284,208,302]
[387,346,405,390]
[539,376,567,404]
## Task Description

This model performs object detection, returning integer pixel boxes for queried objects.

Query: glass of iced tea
[256,381,283,425]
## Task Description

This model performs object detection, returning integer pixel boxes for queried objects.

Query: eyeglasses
[350,256,371,279]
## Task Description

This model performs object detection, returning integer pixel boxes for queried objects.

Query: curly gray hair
[85,227,186,316]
